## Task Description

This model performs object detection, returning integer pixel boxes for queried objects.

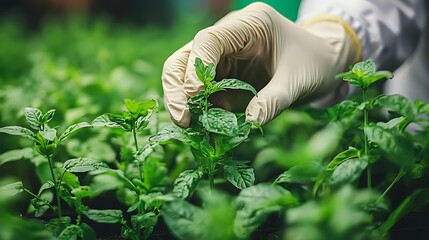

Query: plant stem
[376,170,405,203]
[362,88,371,190]
[132,127,143,182]
[47,155,62,217]
[23,188,55,211]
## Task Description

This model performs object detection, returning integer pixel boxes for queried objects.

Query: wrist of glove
[162,2,361,127]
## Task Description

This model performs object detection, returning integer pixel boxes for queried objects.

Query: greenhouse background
[1,1,428,240]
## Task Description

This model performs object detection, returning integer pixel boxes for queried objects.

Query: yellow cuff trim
[300,14,362,63]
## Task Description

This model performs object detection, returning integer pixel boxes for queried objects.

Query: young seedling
[151,57,260,197]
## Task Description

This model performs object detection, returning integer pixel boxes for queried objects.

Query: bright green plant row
[1,59,429,240]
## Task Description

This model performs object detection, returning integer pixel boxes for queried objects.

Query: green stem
[362,88,371,190]
[47,155,62,217]
[208,173,215,191]
[132,127,143,182]
[23,188,55,211]
[376,170,405,203]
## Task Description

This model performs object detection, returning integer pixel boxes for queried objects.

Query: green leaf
[96,169,138,192]
[0,181,23,197]
[46,217,72,237]
[163,200,203,240]
[149,126,188,144]
[173,168,204,199]
[58,122,92,142]
[352,60,376,77]
[63,158,109,173]
[42,109,56,123]
[0,126,36,141]
[24,107,43,130]
[142,157,168,191]
[57,225,83,240]
[365,125,416,168]
[38,181,55,195]
[40,128,57,141]
[194,57,206,84]
[274,162,321,185]
[91,114,121,128]
[80,223,96,240]
[201,108,238,136]
[362,70,393,86]
[222,161,254,190]
[326,147,360,171]
[212,79,257,96]
[84,209,123,223]
[31,197,51,217]
[134,144,154,163]
[380,189,429,236]
[234,183,298,238]
[327,100,359,121]
[0,147,33,166]
[373,94,417,120]
[131,212,158,232]
[329,157,368,186]
[214,122,252,156]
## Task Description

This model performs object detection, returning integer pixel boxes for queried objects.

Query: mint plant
[151,57,259,197]
[0,107,110,239]
[336,60,394,189]
[92,99,170,240]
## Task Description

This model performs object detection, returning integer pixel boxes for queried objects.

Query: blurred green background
[0,0,301,209]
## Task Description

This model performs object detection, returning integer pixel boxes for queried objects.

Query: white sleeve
[297,0,426,71]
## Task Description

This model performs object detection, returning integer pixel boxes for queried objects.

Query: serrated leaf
[42,109,56,123]
[24,107,43,130]
[63,158,108,172]
[223,161,254,190]
[0,181,23,197]
[0,126,36,141]
[373,94,417,120]
[212,79,257,96]
[201,108,238,136]
[84,209,123,223]
[365,125,416,168]
[58,225,83,240]
[352,60,376,77]
[376,117,406,130]
[58,122,92,142]
[329,157,368,186]
[173,168,204,199]
[40,128,57,141]
[0,147,33,166]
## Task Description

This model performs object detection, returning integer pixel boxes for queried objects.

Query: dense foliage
[1,16,429,240]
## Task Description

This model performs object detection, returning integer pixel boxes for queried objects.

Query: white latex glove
[162,2,361,127]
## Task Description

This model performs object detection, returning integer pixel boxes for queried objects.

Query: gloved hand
[162,2,361,127]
